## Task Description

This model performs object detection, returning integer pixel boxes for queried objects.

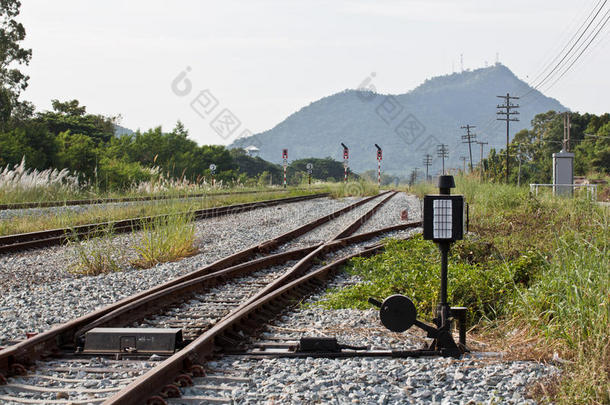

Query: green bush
[318,236,533,323]
[97,157,151,190]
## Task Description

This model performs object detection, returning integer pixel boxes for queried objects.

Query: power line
[523,0,608,96]
[541,10,610,93]
[527,0,606,89]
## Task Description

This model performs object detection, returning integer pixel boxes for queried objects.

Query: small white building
[244,145,260,157]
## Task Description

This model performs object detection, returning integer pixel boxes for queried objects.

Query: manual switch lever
[369,294,464,358]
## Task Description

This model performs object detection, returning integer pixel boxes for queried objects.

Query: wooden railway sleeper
[215,333,239,348]
[238,317,261,332]
[257,306,277,319]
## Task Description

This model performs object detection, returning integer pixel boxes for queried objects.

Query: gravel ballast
[184,269,558,405]
[0,194,392,345]
[0,196,363,290]
[0,192,559,404]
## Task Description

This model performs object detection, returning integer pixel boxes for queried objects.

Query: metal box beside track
[83,328,183,355]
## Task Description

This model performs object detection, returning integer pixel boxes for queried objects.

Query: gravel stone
[0,194,399,345]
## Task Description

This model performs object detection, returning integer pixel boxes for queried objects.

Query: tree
[55,131,97,178]
[51,99,87,116]
[37,99,116,144]
[0,0,32,121]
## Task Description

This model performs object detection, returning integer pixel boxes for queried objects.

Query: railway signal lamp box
[423,175,465,242]
[422,195,465,242]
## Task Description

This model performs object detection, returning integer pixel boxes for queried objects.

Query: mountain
[114,124,134,137]
[229,64,566,176]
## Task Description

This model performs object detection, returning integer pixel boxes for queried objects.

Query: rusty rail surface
[107,239,413,405]
[0,193,328,254]
[0,192,390,374]
[104,191,418,404]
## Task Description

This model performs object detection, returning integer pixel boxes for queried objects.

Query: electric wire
[521,0,607,96]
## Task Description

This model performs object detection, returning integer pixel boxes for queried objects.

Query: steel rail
[106,239,410,405]
[73,195,418,340]
[0,188,314,210]
[0,193,328,254]
[104,191,409,404]
[0,192,389,374]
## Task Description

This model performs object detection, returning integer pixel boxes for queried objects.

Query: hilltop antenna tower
[461,125,476,172]
[497,93,520,183]
[460,54,464,72]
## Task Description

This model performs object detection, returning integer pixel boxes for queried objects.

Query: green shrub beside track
[321,177,609,404]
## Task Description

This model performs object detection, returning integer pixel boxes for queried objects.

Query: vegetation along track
[0,191,422,404]
[0,188,304,211]
[0,193,328,254]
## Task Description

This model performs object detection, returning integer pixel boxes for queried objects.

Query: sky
[18,0,610,146]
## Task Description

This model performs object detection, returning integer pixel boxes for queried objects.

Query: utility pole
[516,144,523,187]
[497,93,519,183]
[476,141,488,181]
[460,124,476,172]
[437,144,449,175]
[563,112,571,151]
[423,154,433,182]
[460,156,467,173]
[409,168,419,186]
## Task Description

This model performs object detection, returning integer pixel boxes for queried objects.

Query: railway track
[0,191,422,404]
[0,193,328,254]
[0,188,310,211]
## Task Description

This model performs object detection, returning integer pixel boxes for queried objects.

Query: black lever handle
[368,297,382,308]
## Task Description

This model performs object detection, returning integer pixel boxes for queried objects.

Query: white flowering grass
[0,158,82,203]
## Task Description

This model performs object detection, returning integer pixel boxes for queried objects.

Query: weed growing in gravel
[68,225,123,275]
[132,211,198,268]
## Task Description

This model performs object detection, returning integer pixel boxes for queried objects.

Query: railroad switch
[370,175,469,358]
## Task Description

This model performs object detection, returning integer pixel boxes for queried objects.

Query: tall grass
[0,158,82,203]
[68,225,123,276]
[325,180,380,199]
[321,175,609,403]
[512,219,609,404]
[131,212,198,268]
[0,188,319,236]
